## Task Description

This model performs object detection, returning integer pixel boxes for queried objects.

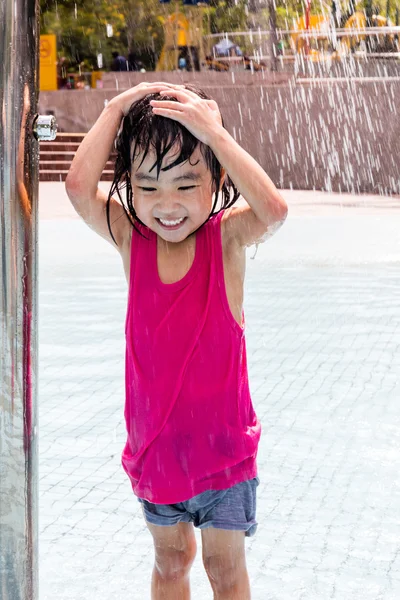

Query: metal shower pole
[0,0,56,598]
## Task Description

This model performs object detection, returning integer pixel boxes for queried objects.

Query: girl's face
[131,144,217,243]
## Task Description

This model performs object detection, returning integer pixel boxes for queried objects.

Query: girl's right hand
[108,82,183,117]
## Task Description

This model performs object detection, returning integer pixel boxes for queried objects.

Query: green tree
[206,0,248,33]
[40,0,126,69]
[40,0,400,73]
[40,0,163,70]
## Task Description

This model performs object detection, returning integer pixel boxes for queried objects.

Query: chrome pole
[0,0,55,598]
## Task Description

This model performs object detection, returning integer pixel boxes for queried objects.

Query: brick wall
[39,71,400,194]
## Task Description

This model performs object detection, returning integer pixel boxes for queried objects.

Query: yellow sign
[40,35,57,91]
[91,71,104,89]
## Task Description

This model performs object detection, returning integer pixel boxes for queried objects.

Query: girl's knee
[203,554,246,587]
[202,529,247,592]
[147,521,197,579]
[154,545,196,580]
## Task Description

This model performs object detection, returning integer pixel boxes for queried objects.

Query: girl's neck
[157,231,195,252]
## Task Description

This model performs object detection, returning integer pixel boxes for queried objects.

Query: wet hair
[106,83,241,245]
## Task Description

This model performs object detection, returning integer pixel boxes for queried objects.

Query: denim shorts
[137,476,260,537]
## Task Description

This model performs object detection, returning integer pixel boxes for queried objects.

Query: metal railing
[204,27,400,63]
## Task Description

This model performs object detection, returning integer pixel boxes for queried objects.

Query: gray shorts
[137,477,260,537]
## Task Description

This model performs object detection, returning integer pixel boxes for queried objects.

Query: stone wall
[38,71,400,194]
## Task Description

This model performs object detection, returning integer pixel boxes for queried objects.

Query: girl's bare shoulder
[220,209,246,327]
[119,222,134,284]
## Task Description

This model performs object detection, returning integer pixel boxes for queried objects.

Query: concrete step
[49,133,86,143]
[39,133,115,181]
[40,160,115,171]
[40,170,115,182]
[40,152,77,161]
[40,142,81,152]
[40,151,117,160]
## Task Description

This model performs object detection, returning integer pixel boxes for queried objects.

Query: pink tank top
[122,210,261,504]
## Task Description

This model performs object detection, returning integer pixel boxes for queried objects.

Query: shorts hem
[197,520,257,536]
[142,511,192,527]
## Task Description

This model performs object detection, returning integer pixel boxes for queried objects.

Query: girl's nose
[157,200,181,213]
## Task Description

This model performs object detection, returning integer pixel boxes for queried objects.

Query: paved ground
[38,182,400,600]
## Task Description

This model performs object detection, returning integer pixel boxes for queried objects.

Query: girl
[65,81,288,600]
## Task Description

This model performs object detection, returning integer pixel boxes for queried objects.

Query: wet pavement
[38,182,400,599]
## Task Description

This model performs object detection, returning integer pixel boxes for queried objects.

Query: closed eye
[138,186,197,192]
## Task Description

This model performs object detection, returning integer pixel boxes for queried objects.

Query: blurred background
[38,0,400,194]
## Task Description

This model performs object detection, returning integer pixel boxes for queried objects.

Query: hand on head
[109,82,186,117]
[149,86,223,146]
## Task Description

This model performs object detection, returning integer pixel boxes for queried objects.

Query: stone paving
[38,182,400,600]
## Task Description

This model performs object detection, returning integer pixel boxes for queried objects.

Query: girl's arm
[65,82,176,249]
[207,127,289,248]
[65,101,129,249]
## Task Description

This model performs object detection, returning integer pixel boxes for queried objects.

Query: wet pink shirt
[122,210,261,504]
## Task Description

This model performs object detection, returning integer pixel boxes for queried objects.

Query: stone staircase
[39,133,115,182]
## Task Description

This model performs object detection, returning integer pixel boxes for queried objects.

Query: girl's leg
[146,521,197,600]
[201,527,251,600]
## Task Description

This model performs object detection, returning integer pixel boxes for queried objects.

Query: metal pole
[0,0,55,598]
[385,0,390,49]
[268,0,278,71]
[365,0,373,52]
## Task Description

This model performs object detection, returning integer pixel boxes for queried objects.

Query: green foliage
[204,0,248,34]
[275,0,305,29]
[40,0,163,70]
[40,0,400,72]
[119,0,164,62]
[40,0,126,69]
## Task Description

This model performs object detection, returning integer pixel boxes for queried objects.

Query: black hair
[106,83,241,245]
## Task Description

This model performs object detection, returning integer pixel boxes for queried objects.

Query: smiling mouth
[156,217,188,230]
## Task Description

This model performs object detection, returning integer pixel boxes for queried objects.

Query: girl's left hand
[149,85,223,146]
